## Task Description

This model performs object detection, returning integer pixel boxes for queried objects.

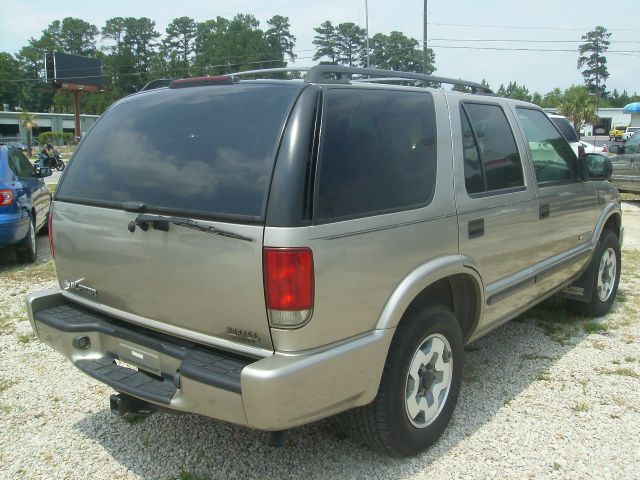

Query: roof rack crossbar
[227,65,493,94]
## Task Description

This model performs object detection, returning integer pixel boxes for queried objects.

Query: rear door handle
[539,204,550,219]
[468,219,484,239]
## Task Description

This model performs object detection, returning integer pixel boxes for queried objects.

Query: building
[0,111,99,143]
[543,106,635,136]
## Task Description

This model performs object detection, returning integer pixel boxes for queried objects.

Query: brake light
[48,210,54,259]
[602,145,607,152]
[0,189,14,206]
[264,248,314,328]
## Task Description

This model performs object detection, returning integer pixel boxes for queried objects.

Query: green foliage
[578,26,611,97]
[313,21,368,67]
[37,132,76,146]
[541,88,563,108]
[369,31,433,74]
[557,85,596,134]
[496,81,532,102]
[0,52,22,108]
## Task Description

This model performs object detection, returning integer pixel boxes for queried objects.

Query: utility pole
[365,0,370,68]
[423,0,428,72]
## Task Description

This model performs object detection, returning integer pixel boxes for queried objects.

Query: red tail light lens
[264,248,314,328]
[0,189,15,206]
[602,145,607,152]
[48,210,54,259]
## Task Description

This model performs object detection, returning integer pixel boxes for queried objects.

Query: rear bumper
[27,289,394,430]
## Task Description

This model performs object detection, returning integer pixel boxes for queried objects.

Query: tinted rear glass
[57,83,300,219]
[550,116,579,142]
[316,88,437,221]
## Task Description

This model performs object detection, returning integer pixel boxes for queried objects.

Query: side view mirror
[35,167,53,178]
[608,144,621,154]
[585,154,612,181]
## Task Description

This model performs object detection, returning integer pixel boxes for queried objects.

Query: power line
[427,22,638,32]
[428,37,640,44]
[427,44,640,54]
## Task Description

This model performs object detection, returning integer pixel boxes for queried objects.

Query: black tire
[581,231,621,317]
[16,216,37,263]
[38,212,49,235]
[352,304,464,456]
[55,160,65,171]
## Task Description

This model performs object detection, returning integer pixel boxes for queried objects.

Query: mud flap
[556,254,597,303]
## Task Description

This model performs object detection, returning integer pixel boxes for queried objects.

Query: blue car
[0,145,52,262]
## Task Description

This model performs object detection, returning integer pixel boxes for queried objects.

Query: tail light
[48,210,54,259]
[263,248,314,328]
[602,145,607,152]
[0,189,15,206]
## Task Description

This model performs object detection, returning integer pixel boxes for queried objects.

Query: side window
[9,149,35,178]
[622,134,640,154]
[461,103,524,194]
[516,108,580,184]
[316,89,437,221]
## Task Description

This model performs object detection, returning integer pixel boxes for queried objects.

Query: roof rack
[229,65,493,95]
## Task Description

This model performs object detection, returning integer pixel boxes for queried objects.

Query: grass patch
[463,367,480,383]
[584,322,609,334]
[624,356,637,363]
[0,379,17,393]
[520,353,555,361]
[121,415,148,425]
[0,404,11,414]
[603,368,640,378]
[0,260,56,284]
[571,402,590,413]
[177,471,209,480]
[18,333,36,344]
[536,370,552,382]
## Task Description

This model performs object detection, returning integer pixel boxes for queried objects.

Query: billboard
[45,51,102,89]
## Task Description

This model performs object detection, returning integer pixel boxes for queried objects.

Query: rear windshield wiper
[128,213,253,242]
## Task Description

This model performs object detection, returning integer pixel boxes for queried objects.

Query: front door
[453,99,541,329]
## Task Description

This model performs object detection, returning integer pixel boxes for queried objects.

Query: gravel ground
[1,203,639,480]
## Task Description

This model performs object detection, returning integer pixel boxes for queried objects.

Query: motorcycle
[51,150,65,171]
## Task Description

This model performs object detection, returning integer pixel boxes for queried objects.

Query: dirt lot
[0,201,639,480]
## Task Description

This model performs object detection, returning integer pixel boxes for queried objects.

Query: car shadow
[0,234,51,272]
[73,297,613,480]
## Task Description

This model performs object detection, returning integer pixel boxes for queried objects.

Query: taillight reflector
[264,248,314,328]
[0,189,14,206]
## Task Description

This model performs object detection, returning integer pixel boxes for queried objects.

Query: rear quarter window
[56,83,301,220]
[315,88,437,221]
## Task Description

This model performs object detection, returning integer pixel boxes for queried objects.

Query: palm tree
[17,111,38,157]
[557,86,597,135]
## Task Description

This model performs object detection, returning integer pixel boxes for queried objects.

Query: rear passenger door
[453,100,541,329]
[514,107,598,290]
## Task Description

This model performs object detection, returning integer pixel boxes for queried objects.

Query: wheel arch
[376,256,484,343]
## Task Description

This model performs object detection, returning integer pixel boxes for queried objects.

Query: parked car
[548,114,582,158]
[27,66,622,457]
[622,126,640,142]
[579,140,607,154]
[609,131,640,193]
[6,141,27,151]
[609,125,627,141]
[0,145,52,262]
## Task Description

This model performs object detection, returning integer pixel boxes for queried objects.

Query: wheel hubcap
[597,247,616,302]
[405,333,453,428]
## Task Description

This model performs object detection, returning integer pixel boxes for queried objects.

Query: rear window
[57,83,300,220]
[550,116,579,142]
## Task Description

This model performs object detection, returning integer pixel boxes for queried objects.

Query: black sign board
[45,51,102,89]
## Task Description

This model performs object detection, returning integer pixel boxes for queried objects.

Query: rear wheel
[16,216,37,263]
[353,304,463,456]
[581,231,621,317]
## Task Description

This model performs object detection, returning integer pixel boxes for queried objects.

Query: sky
[1,0,638,95]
